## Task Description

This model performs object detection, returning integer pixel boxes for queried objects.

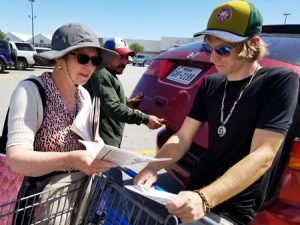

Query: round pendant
[217,125,226,137]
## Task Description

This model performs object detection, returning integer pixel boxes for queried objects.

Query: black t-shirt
[187,67,299,224]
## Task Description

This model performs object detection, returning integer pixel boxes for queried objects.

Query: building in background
[5,32,32,42]
[27,33,52,47]
[5,32,201,59]
[160,36,194,51]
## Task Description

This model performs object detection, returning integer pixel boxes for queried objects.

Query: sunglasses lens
[91,57,102,66]
[73,53,102,66]
[77,54,90,64]
[202,44,212,55]
[201,44,232,56]
[215,46,231,56]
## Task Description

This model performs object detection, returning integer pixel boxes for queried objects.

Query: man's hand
[134,166,158,190]
[165,191,206,223]
[127,92,144,108]
[147,115,165,129]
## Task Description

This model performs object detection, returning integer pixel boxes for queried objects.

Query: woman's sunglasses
[201,43,233,57]
[69,52,102,67]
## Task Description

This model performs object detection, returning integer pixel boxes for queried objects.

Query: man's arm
[96,74,149,125]
[166,128,284,222]
[134,117,204,188]
[202,129,284,207]
[127,92,144,108]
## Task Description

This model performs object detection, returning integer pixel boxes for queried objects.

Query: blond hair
[234,38,269,61]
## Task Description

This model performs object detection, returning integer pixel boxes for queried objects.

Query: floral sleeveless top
[34,72,84,152]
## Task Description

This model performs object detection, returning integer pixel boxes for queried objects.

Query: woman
[6,23,118,224]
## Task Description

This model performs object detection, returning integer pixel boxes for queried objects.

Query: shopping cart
[81,167,222,225]
[0,169,221,225]
[80,170,179,225]
[0,173,89,225]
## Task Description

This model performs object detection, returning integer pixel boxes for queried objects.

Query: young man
[84,37,164,148]
[134,1,299,224]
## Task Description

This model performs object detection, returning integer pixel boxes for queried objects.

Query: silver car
[132,54,151,67]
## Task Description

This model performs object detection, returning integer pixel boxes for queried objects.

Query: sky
[0,0,299,40]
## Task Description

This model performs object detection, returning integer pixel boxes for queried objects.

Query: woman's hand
[69,150,116,175]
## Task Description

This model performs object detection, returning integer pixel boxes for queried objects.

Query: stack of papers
[125,185,177,205]
[72,97,172,166]
[71,96,100,141]
[79,140,171,166]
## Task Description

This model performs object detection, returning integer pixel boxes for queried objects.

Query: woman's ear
[54,57,66,70]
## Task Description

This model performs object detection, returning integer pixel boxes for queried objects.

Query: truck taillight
[145,59,174,77]
[288,138,300,170]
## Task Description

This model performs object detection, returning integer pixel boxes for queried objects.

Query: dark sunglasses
[201,43,233,57]
[69,52,102,67]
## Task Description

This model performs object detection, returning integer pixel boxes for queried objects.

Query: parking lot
[0,65,159,153]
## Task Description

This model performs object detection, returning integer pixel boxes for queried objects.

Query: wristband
[193,190,210,214]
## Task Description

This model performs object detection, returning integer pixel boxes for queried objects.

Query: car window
[35,48,51,53]
[0,41,8,51]
[262,36,300,66]
[15,43,35,51]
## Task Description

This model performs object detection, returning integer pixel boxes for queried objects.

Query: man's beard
[115,64,126,74]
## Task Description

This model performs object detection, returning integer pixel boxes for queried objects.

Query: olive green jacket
[84,68,149,147]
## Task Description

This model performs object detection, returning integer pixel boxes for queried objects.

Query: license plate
[166,66,202,85]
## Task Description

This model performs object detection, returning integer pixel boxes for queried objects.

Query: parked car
[0,40,15,73]
[131,24,300,224]
[34,47,52,67]
[9,41,37,70]
[132,54,151,66]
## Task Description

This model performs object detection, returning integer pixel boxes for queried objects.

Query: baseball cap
[35,23,118,70]
[194,0,263,43]
[104,37,136,57]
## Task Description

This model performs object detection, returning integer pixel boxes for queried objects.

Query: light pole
[283,13,290,24]
[28,0,36,45]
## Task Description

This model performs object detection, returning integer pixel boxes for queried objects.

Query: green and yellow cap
[194,0,263,43]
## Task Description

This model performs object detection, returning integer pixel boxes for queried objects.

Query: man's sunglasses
[69,52,102,67]
[201,43,233,57]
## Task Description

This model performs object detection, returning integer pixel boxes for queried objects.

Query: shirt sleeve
[89,71,149,125]
[7,79,44,147]
[256,68,299,134]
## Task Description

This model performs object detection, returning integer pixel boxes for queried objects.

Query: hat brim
[194,30,248,43]
[34,43,118,71]
[115,48,136,57]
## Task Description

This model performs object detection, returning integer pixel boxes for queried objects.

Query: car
[34,47,52,67]
[0,40,16,73]
[34,47,51,54]
[132,54,151,66]
[130,24,300,224]
[9,41,37,70]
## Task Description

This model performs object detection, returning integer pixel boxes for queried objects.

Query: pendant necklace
[217,66,260,137]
